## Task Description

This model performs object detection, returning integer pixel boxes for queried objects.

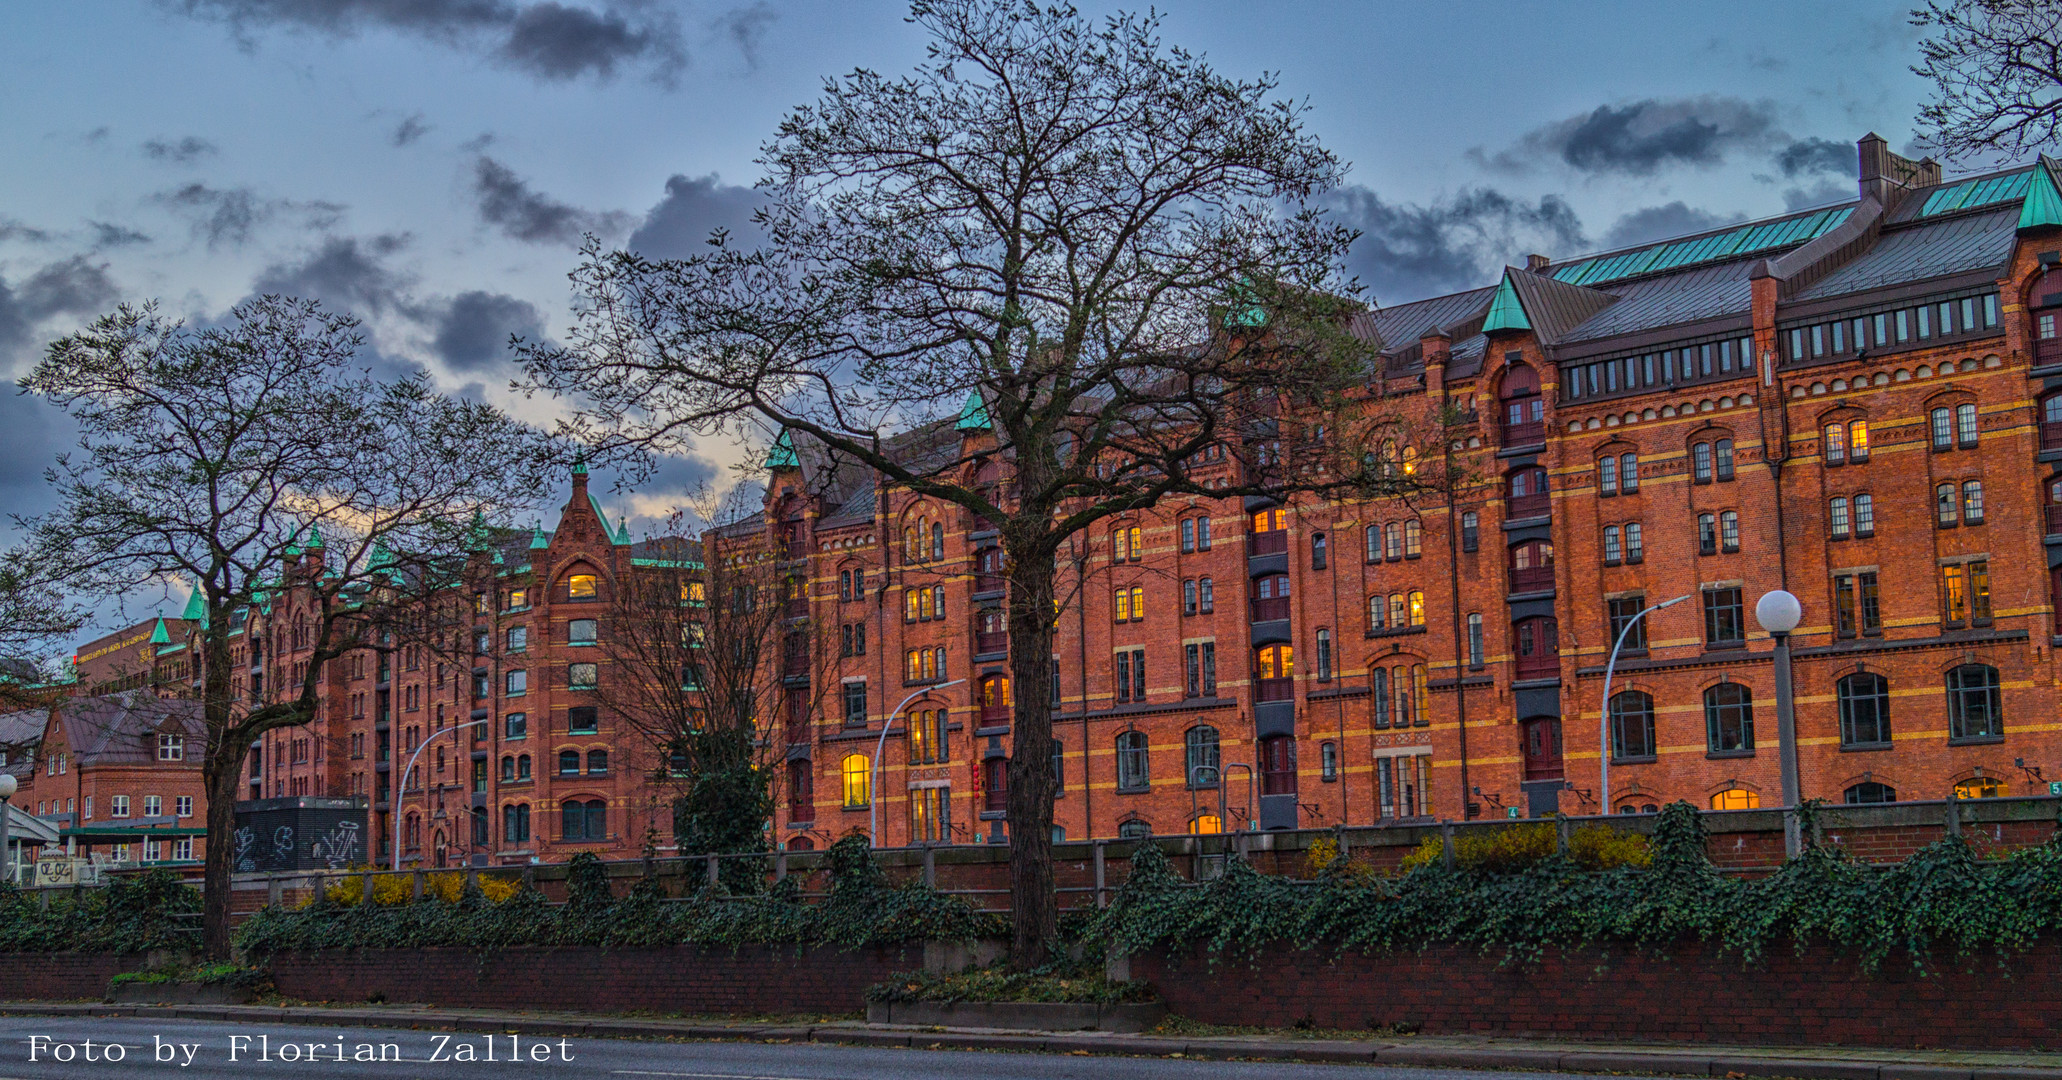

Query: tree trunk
[1002,541,1058,970]
[199,756,241,960]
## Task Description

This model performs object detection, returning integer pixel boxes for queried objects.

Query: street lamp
[871,679,965,847]
[0,772,17,885]
[393,718,486,871]
[1755,589,1804,856]
[1599,594,1690,815]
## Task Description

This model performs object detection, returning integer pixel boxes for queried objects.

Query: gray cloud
[1775,137,1853,178]
[1473,96,1782,176]
[142,136,219,164]
[472,156,630,245]
[150,182,345,249]
[165,0,690,86]
[711,2,775,70]
[88,222,153,248]
[252,233,416,317]
[1783,179,1853,211]
[0,255,120,361]
[626,172,763,259]
[431,290,543,372]
[1328,185,1587,305]
[1600,203,1741,250]
[391,113,430,146]
[0,219,53,245]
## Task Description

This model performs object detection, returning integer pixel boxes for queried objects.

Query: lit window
[567,574,597,599]
[841,754,871,808]
[1710,788,1760,810]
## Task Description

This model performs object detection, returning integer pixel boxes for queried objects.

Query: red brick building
[751,134,2062,845]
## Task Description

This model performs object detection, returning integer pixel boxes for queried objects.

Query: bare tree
[584,496,789,873]
[521,0,1416,968]
[1914,0,2062,160]
[20,297,559,958]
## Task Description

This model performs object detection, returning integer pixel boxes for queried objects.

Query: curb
[2,1003,2059,1079]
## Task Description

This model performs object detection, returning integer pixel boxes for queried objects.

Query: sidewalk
[2,1000,2059,1080]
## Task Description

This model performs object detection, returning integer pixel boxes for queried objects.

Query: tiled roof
[57,694,203,769]
[1788,207,2019,301]
[1558,258,1761,343]
[1358,287,1495,354]
[1507,270,1618,343]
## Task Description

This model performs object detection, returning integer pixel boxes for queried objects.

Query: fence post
[411,869,423,900]
[774,848,787,882]
[1556,816,1571,857]
[706,854,719,887]
[1946,798,1962,838]
[922,845,936,889]
[465,867,478,892]
[1441,822,1457,871]
[1093,840,1107,909]
[361,867,374,906]
[1335,824,1350,866]
[266,873,282,908]
[520,863,535,891]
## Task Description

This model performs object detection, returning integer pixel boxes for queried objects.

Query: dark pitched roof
[56,694,203,769]
[1507,269,1619,343]
[1883,164,2037,225]
[1557,258,1760,343]
[1788,207,2019,301]
[1362,286,1495,352]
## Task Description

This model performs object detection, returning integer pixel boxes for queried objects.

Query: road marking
[612,1072,822,1080]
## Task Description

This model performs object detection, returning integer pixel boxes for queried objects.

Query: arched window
[1719,510,1740,552]
[1461,511,1480,551]
[1259,735,1297,798]
[1609,690,1655,761]
[566,573,598,600]
[1403,520,1421,557]
[1367,593,1387,631]
[587,749,608,775]
[558,750,579,776]
[1844,781,1895,804]
[1692,442,1713,482]
[517,754,530,780]
[500,755,514,782]
[1190,813,1223,835]
[1370,667,1391,727]
[1506,466,1550,517]
[1956,402,1979,447]
[980,674,1011,720]
[1619,452,1640,492]
[1185,725,1220,786]
[1947,664,2002,740]
[1315,628,1333,679]
[502,803,530,843]
[1703,682,1755,753]
[1711,788,1760,810]
[1936,483,1958,526]
[841,754,871,808]
[1849,420,1870,461]
[1509,539,1554,591]
[1182,579,1198,615]
[1364,524,1381,562]
[1954,776,2005,799]
[1930,405,1954,450]
[1117,819,1151,840]
[1407,591,1425,626]
[1384,522,1402,559]
[1829,497,1850,538]
[1715,439,1735,480]
[1962,480,1985,524]
[1854,493,1875,535]
[1838,672,1890,747]
[931,521,945,561]
[1255,644,1294,679]
[1824,422,1847,464]
[1500,363,1544,443]
[2043,392,2062,449]
[1115,731,1149,791]
[903,526,918,561]
[1599,454,1619,494]
[1311,532,1328,570]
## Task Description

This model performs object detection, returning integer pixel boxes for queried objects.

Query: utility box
[231,796,369,872]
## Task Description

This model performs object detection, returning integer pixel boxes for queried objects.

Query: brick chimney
[1858,132,1939,210]
[1526,253,1551,273]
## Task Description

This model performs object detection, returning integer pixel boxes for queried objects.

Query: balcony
[980,704,1010,727]
[975,573,1003,595]
[784,596,809,620]
[1502,419,1545,448]
[1515,652,1561,681]
[2045,422,2062,452]
[1250,596,1291,623]
[1509,564,1555,593]
[1507,491,1550,519]
[782,651,810,678]
[975,629,1008,655]
[1254,677,1294,703]
[1248,530,1288,557]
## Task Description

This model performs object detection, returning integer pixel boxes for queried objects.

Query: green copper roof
[148,618,170,646]
[956,389,991,432]
[1923,167,2034,218]
[1551,205,1851,287]
[572,450,588,477]
[2022,162,2062,230]
[1481,272,1530,333]
[764,430,799,469]
[180,587,207,628]
[587,493,611,529]
[615,515,632,545]
[530,524,550,550]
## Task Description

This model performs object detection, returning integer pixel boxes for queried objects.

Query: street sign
[2049,780,2061,796]
[1506,806,1521,819]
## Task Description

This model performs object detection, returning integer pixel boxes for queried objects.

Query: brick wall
[1135,939,2062,1050]
[268,945,919,1015]
[0,952,146,1001]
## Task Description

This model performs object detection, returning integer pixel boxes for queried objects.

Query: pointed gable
[1481,271,1530,333]
[2023,157,2062,231]
[1505,268,1618,344]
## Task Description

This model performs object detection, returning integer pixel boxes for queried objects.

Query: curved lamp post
[871,679,964,847]
[1755,589,1804,856]
[393,718,486,871]
[0,772,16,885]
[1599,595,1689,814]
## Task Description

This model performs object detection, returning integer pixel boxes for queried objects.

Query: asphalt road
[0,1015,1665,1080]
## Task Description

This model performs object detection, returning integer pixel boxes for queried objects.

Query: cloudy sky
[0,0,1931,606]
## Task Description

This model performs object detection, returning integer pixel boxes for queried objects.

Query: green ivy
[1091,802,2062,975]
[865,960,1155,1005]
[0,869,198,953]
[234,836,1003,956]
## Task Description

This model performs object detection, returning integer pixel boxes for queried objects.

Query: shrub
[865,961,1156,1005]
[321,869,522,907]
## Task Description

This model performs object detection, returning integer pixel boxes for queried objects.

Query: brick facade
[752,136,2062,846]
